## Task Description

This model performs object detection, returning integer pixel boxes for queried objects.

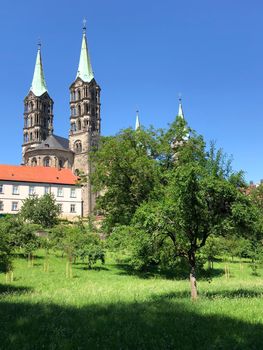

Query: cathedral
[21,24,100,216]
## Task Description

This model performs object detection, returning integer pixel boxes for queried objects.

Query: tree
[132,137,261,299]
[90,128,161,232]
[0,217,14,279]
[20,193,60,228]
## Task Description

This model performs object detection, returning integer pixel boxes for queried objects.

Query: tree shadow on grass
[114,263,224,281]
[0,294,262,350]
[0,284,33,296]
[153,288,263,300]
[74,266,109,271]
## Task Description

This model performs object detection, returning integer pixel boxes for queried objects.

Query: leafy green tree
[90,128,161,231]
[201,235,223,269]
[0,218,13,277]
[132,138,260,299]
[20,193,60,228]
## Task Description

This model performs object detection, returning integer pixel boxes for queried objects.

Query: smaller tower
[22,44,54,162]
[135,110,141,131]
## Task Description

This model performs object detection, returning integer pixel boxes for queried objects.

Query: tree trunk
[189,250,198,300]
[190,267,198,300]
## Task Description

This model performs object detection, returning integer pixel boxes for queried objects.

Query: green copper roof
[135,110,141,130]
[76,30,94,82]
[178,99,184,119]
[30,47,48,97]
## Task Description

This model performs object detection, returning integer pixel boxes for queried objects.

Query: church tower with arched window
[22,23,101,216]
[22,45,54,162]
[69,23,101,215]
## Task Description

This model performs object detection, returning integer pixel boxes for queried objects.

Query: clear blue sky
[0,0,263,182]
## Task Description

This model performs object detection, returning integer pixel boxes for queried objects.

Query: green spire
[178,97,184,119]
[30,45,48,97]
[76,22,94,82]
[135,110,141,130]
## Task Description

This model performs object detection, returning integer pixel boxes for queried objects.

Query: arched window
[24,133,28,142]
[30,132,33,141]
[78,105,81,116]
[77,119,81,130]
[30,102,34,111]
[30,117,33,127]
[71,122,76,132]
[31,158,37,166]
[43,157,50,167]
[59,159,64,168]
[74,140,82,154]
[78,90,81,100]
[85,103,89,114]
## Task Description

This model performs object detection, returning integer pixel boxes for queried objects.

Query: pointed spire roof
[177,96,189,141]
[30,44,48,97]
[135,110,141,130]
[76,21,94,83]
[178,97,184,119]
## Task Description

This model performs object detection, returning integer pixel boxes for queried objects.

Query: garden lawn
[0,252,263,350]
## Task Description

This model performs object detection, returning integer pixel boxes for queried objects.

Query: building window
[57,187,63,197]
[77,119,81,130]
[12,202,18,211]
[59,159,64,169]
[57,203,63,212]
[0,201,3,211]
[70,188,76,198]
[12,185,19,195]
[31,158,37,166]
[43,157,50,167]
[29,186,35,195]
[74,140,82,154]
[44,186,50,194]
[70,204,76,213]
[0,184,3,193]
[78,105,81,116]
[78,90,81,100]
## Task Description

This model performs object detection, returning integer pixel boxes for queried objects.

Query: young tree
[20,193,60,228]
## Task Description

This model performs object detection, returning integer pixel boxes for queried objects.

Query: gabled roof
[30,47,48,97]
[34,135,70,151]
[0,165,78,185]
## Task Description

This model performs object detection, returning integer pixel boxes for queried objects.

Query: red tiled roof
[0,165,78,185]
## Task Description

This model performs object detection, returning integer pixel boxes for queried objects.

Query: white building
[0,165,82,219]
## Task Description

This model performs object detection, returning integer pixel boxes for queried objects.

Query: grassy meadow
[0,251,263,350]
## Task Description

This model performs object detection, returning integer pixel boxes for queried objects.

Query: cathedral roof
[34,134,70,151]
[76,26,94,83]
[30,46,48,97]
[0,165,78,185]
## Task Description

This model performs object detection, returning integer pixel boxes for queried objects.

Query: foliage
[20,193,60,228]
[90,128,162,231]
[50,223,105,270]
[0,217,13,273]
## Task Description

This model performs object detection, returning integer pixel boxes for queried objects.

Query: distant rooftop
[0,165,78,185]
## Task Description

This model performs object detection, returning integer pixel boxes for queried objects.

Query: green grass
[1,252,263,350]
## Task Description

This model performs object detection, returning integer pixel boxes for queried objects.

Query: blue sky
[0,0,263,182]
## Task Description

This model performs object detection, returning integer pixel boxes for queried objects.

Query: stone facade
[22,91,54,160]
[68,78,101,215]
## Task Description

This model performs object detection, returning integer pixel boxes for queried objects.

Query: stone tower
[69,24,101,215]
[22,45,54,163]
